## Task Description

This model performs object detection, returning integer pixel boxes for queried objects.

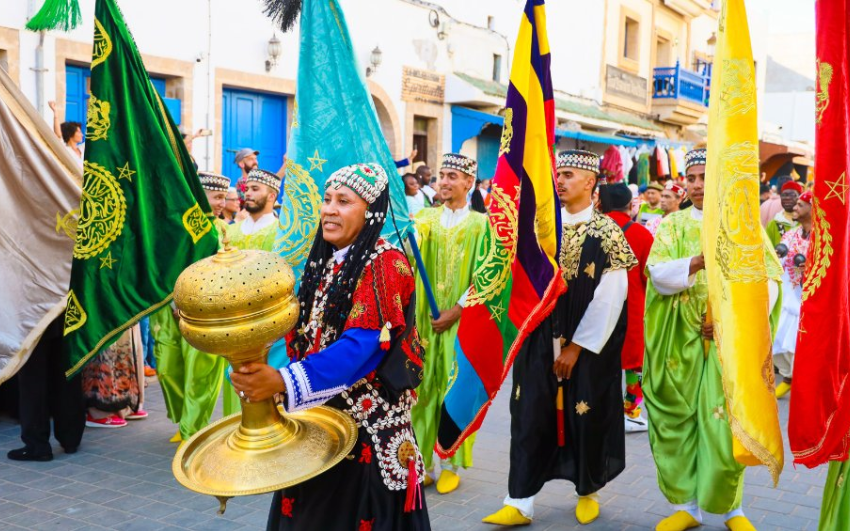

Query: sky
[746,0,815,34]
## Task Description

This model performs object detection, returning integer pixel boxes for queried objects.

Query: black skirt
[507,316,625,498]
[267,389,430,531]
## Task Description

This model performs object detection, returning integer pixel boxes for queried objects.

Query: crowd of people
[3,118,813,530]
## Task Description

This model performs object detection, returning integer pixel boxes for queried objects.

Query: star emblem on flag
[308,150,328,172]
[99,251,118,269]
[117,161,135,181]
[824,171,847,205]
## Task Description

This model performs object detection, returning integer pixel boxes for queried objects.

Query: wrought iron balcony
[652,61,710,107]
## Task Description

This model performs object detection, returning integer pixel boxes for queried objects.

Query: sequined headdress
[198,171,230,192]
[556,150,600,174]
[685,148,707,170]
[441,153,477,178]
[325,163,389,205]
[246,168,282,194]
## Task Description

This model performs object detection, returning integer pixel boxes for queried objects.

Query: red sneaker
[144,366,157,377]
[126,409,148,420]
[85,414,127,428]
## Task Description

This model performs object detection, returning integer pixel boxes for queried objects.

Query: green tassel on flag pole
[26,0,82,32]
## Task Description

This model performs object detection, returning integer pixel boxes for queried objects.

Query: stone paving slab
[0,374,827,530]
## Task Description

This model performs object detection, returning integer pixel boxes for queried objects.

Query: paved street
[0,375,827,530]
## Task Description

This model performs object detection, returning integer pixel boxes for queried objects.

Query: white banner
[0,66,82,384]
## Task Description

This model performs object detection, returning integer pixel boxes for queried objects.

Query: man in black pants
[8,315,85,461]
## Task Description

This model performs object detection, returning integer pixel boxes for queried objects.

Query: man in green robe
[149,171,231,442]
[219,168,282,416]
[643,149,782,531]
[411,153,488,494]
[764,180,801,247]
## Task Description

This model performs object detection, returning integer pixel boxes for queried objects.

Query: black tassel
[260,0,302,32]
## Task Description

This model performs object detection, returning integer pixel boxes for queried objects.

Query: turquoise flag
[267,0,410,367]
[273,0,411,284]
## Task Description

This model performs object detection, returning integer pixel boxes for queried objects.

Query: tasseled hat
[198,171,230,193]
[685,148,707,170]
[325,163,389,205]
[441,153,477,178]
[246,168,282,194]
[556,150,600,174]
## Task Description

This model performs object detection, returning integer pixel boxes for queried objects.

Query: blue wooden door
[477,125,502,181]
[222,88,287,185]
[65,66,181,137]
[65,64,91,135]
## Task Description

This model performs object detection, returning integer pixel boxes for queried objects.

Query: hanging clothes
[600,145,624,183]
[667,147,678,178]
[637,153,650,187]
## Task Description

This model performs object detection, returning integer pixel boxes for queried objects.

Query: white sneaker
[624,413,648,433]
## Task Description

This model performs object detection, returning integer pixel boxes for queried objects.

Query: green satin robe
[410,206,488,470]
[643,208,781,514]
[819,460,850,530]
[149,306,226,439]
[220,219,279,416]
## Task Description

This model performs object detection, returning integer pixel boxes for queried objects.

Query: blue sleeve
[279,328,382,412]
[395,158,410,168]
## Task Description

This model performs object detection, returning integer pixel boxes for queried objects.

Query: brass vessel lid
[173,247,300,356]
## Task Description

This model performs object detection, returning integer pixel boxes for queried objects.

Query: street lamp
[265,34,282,72]
[366,45,382,77]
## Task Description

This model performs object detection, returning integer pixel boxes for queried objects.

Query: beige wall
[601,0,654,113]
[0,27,20,84]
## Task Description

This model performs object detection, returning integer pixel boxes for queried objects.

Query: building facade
[1,0,757,184]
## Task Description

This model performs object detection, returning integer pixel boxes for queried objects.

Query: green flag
[63,0,218,376]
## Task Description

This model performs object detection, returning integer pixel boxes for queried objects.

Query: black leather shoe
[7,447,53,462]
[63,446,78,455]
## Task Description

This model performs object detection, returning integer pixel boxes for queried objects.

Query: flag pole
[407,233,441,319]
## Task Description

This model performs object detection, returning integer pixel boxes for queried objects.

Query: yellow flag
[703,0,784,484]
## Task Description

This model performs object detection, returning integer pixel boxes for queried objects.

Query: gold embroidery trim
[467,184,518,306]
[182,203,213,244]
[499,107,513,157]
[816,59,833,125]
[74,161,126,260]
[91,18,113,69]
[85,93,111,142]
[274,159,322,271]
[802,198,834,300]
[63,290,87,336]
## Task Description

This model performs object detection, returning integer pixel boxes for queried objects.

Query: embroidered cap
[556,150,600,174]
[325,163,389,205]
[800,190,813,204]
[666,181,685,197]
[441,153,477,178]
[198,171,230,192]
[246,168,282,194]
[685,148,707,170]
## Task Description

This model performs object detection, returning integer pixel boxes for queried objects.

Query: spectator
[82,325,147,428]
[48,100,83,169]
[416,164,438,204]
[637,182,664,226]
[181,129,204,171]
[222,186,241,224]
[759,183,772,204]
[403,172,426,218]
[394,146,419,169]
[645,182,684,236]
[760,175,792,226]
[233,148,259,202]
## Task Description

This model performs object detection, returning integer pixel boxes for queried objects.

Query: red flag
[788,0,850,468]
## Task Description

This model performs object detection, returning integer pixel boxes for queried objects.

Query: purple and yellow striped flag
[436,0,565,457]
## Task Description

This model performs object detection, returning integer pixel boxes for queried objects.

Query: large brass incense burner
[171,245,357,513]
